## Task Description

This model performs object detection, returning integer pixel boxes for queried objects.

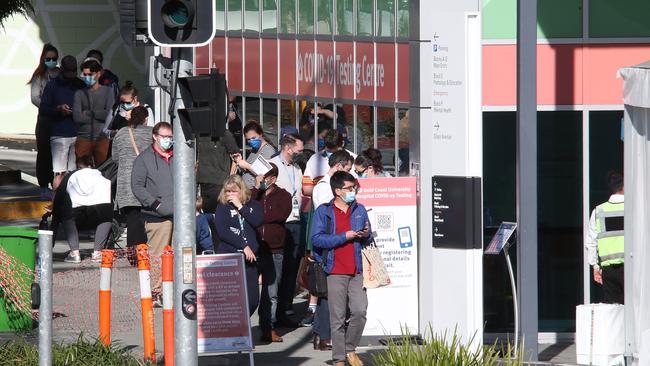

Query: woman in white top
[29,43,60,199]
[354,148,392,178]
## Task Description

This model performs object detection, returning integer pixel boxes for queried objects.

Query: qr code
[374,212,394,231]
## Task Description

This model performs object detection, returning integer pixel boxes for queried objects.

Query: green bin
[0,227,38,332]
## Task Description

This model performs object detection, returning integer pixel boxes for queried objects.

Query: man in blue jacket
[311,171,371,366]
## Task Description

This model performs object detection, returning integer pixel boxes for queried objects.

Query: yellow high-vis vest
[595,201,624,267]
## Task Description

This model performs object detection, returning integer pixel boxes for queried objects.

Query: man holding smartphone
[310,171,372,366]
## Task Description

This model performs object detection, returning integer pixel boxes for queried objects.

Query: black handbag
[305,216,332,297]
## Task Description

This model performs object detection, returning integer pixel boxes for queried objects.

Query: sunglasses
[44,57,58,62]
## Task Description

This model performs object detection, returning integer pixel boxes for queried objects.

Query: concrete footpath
[0,149,579,365]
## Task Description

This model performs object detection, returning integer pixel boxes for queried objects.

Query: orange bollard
[99,249,114,346]
[161,246,174,366]
[137,243,156,362]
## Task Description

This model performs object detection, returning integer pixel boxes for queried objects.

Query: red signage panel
[356,42,375,101]
[297,40,316,96]
[279,39,296,95]
[227,37,243,92]
[261,39,278,94]
[376,43,396,102]
[315,41,334,99]
[335,42,355,100]
[244,38,260,93]
[211,37,227,74]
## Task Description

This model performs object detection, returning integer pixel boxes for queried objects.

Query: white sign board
[196,253,253,354]
[356,177,419,336]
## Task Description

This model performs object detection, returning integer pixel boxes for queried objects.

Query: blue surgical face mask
[343,191,356,204]
[318,138,325,151]
[359,173,368,179]
[44,60,57,69]
[322,150,333,159]
[82,74,96,87]
[159,137,173,151]
[121,102,136,111]
[247,138,262,151]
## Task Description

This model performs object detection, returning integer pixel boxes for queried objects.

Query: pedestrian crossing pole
[169,46,198,366]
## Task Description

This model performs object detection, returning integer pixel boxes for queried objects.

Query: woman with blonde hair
[214,174,263,315]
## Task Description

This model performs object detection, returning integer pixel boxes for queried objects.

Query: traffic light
[119,0,150,46]
[148,0,216,47]
[177,69,228,141]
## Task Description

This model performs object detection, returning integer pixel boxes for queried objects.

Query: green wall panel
[483,0,582,39]
[590,0,650,38]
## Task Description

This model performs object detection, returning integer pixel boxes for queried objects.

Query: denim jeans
[279,222,302,313]
[313,297,331,340]
[259,251,284,332]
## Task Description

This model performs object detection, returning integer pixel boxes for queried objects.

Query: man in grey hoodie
[131,121,174,256]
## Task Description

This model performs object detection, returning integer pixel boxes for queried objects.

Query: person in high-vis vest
[586,171,624,304]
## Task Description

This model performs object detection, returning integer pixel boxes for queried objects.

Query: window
[228,0,242,31]
[356,105,374,153]
[281,99,298,129]
[262,0,278,33]
[299,0,315,34]
[216,0,226,31]
[316,0,333,35]
[336,0,354,36]
[280,0,296,33]
[397,0,409,38]
[377,0,395,37]
[262,99,279,148]
[357,0,374,36]
[376,107,396,175]
[244,0,260,32]
[589,0,650,37]
[397,108,409,175]
[588,111,624,303]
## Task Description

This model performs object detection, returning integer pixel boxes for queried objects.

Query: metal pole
[38,230,54,366]
[516,0,539,360]
[171,46,198,365]
[504,247,519,357]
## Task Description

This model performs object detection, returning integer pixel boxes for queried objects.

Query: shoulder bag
[362,238,391,289]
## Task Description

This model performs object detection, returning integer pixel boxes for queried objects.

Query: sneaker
[64,253,81,264]
[91,251,102,263]
[285,308,295,316]
[299,313,314,327]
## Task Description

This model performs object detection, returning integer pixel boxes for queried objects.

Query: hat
[60,55,77,79]
[281,126,299,138]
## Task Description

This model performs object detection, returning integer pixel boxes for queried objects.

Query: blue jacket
[310,200,371,274]
[196,212,214,253]
[40,75,85,137]
[214,201,263,254]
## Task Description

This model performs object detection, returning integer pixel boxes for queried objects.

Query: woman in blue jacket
[214,174,264,316]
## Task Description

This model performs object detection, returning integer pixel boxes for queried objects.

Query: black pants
[122,206,148,247]
[245,261,260,317]
[35,116,53,188]
[279,222,302,316]
[602,264,624,304]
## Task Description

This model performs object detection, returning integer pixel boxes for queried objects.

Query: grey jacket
[73,85,114,140]
[112,125,153,209]
[131,145,174,219]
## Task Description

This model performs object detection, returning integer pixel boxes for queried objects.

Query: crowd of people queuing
[30,43,392,366]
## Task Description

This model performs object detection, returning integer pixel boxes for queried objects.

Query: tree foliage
[0,0,34,28]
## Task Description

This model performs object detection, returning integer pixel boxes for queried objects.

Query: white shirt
[270,153,302,222]
[303,149,357,189]
[312,174,334,209]
[67,168,111,208]
[585,194,624,269]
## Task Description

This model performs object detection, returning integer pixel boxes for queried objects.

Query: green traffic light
[162,1,190,27]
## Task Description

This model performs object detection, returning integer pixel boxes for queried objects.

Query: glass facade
[198,0,409,163]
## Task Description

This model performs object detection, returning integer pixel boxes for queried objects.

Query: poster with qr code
[356,177,419,336]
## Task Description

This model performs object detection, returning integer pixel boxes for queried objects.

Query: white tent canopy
[618,62,650,365]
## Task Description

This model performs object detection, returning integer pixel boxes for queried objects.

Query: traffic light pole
[170,46,198,365]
